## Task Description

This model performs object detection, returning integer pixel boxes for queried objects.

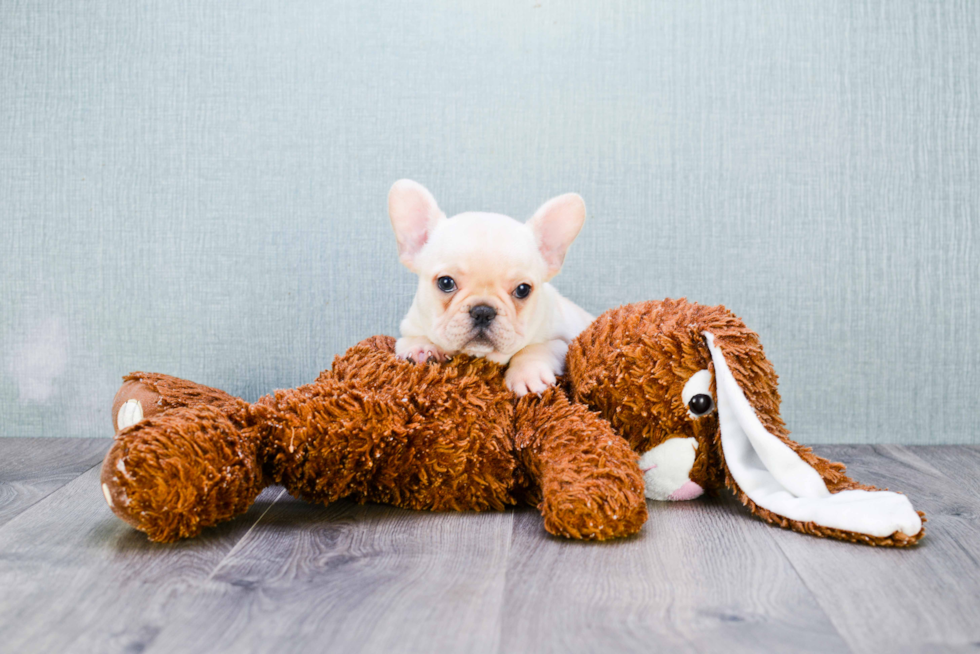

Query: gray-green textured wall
[2,1,977,443]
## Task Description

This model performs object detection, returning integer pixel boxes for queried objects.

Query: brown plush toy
[103,335,649,543]
[102,299,925,546]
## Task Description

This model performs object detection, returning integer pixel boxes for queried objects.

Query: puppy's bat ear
[388,179,446,271]
[527,193,586,280]
[703,331,924,544]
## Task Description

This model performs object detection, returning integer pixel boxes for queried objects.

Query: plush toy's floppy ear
[704,332,923,541]
[388,179,446,271]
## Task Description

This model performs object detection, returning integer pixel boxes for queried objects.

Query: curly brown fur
[254,337,523,512]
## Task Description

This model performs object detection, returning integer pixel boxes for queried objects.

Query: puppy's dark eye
[513,283,532,299]
[436,276,456,293]
[688,394,713,416]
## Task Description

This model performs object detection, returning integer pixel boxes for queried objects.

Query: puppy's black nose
[470,304,496,327]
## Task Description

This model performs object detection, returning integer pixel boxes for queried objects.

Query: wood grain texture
[499,499,847,654]
[148,495,514,654]
[0,461,285,654]
[769,445,980,654]
[1,440,978,653]
[0,437,110,527]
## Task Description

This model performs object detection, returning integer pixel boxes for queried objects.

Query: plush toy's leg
[103,373,263,542]
[514,387,648,540]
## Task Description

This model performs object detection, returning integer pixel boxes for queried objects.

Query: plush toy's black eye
[437,276,456,293]
[688,394,713,416]
[514,283,532,299]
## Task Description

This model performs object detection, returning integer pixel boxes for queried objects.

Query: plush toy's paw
[505,359,557,397]
[111,378,164,435]
[638,437,704,501]
[395,336,450,364]
[116,399,144,430]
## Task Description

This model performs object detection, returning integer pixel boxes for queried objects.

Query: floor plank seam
[489,510,516,654]
[773,444,958,654]
[754,518,858,654]
[204,486,288,583]
[769,536,858,654]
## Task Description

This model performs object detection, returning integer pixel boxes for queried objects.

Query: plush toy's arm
[514,386,647,540]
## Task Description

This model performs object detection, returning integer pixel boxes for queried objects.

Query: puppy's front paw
[505,360,558,397]
[395,337,450,364]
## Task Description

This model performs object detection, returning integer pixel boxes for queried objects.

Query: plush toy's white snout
[638,438,704,501]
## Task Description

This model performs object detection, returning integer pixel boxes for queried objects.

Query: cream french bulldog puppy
[388,179,594,396]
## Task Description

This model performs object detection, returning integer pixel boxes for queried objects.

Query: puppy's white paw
[395,337,450,364]
[505,360,558,397]
[116,399,144,431]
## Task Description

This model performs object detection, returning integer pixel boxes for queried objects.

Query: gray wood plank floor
[0,438,977,654]
[0,437,109,528]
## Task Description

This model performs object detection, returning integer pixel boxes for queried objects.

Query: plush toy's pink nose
[668,480,704,501]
